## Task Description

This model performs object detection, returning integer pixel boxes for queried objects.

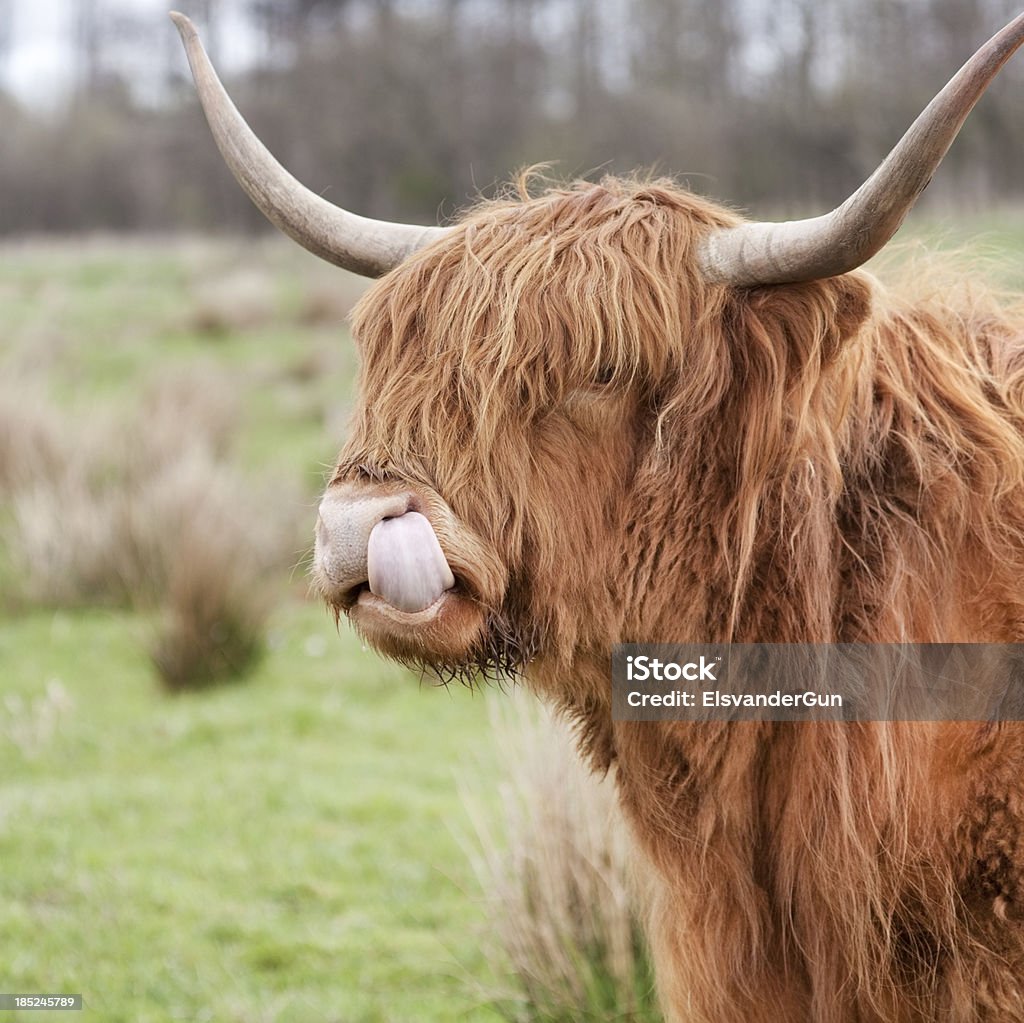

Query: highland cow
[174,11,1024,1022]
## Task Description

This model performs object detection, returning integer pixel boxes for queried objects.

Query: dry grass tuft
[150,526,269,691]
[189,268,279,335]
[135,371,240,461]
[460,693,661,1023]
[139,448,295,690]
[295,271,370,327]
[0,377,68,492]
[2,369,251,606]
[0,370,301,690]
[8,481,136,607]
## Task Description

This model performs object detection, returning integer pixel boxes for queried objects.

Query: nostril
[315,514,330,552]
[315,489,424,602]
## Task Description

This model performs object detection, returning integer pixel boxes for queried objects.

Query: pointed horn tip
[169,12,197,39]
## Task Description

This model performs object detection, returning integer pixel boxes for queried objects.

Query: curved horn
[170,12,450,278]
[699,13,1024,287]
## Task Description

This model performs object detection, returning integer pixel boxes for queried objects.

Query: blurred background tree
[0,0,1022,235]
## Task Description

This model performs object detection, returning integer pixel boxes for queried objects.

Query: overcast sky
[0,0,806,108]
[3,0,80,101]
[1,0,255,106]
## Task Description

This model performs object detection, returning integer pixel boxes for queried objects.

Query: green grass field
[2,213,1024,1022]
[0,238,506,1023]
[0,607,504,1022]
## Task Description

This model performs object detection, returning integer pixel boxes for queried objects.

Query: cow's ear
[729,271,873,373]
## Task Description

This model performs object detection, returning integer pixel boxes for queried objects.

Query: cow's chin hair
[349,598,537,688]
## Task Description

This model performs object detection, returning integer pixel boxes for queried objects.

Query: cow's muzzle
[314,482,455,614]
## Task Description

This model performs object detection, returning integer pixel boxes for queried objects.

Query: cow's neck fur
[531,258,1024,1022]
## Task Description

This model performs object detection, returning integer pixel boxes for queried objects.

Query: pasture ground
[0,237,505,1023]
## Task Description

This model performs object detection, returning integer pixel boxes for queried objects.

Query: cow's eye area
[565,364,620,409]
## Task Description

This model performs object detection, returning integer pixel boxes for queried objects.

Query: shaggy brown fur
[330,174,1024,1021]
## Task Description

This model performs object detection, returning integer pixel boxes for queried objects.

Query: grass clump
[0,376,69,494]
[461,693,662,1023]
[0,368,301,690]
[144,451,285,691]
[188,267,279,336]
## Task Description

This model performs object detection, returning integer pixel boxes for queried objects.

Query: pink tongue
[366,512,455,613]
